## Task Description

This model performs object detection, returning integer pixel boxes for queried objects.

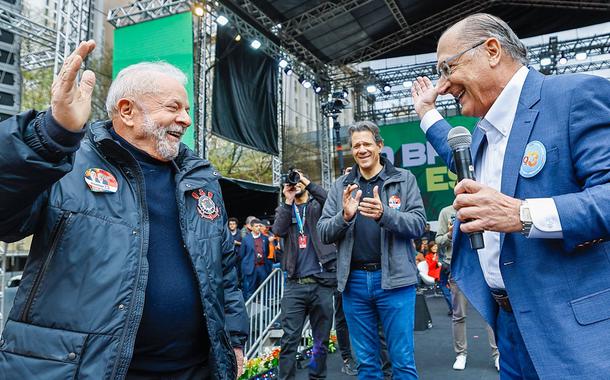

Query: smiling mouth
[167,131,183,139]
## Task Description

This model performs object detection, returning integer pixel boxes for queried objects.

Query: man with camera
[272,170,337,380]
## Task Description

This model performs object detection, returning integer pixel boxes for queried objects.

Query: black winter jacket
[0,111,248,380]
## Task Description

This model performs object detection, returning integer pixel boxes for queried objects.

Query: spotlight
[403,80,412,88]
[298,75,311,88]
[366,84,377,94]
[558,55,568,65]
[383,83,391,93]
[250,39,261,49]
[193,4,205,17]
[216,15,228,26]
[540,57,552,66]
[234,34,241,42]
[313,82,322,93]
[342,87,349,99]
[278,58,288,69]
[575,51,587,61]
[284,67,293,76]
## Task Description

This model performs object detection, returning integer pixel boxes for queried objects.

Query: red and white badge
[388,195,401,209]
[298,234,308,249]
[84,168,118,193]
[192,189,220,221]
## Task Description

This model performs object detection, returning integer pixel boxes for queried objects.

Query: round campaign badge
[388,195,401,210]
[519,141,546,178]
[84,168,118,193]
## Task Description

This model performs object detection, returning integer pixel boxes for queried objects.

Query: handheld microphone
[447,127,484,250]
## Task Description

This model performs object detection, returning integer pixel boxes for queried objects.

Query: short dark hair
[347,121,383,146]
[228,217,239,224]
[250,218,262,226]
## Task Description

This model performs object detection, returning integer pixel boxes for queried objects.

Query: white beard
[141,114,183,161]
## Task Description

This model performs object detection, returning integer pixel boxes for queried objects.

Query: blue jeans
[342,270,418,380]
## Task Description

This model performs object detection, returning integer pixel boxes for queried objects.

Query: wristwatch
[519,200,533,237]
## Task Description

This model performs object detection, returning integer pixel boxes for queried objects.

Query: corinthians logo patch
[192,189,220,221]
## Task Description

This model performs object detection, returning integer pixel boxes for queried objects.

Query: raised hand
[411,76,439,119]
[358,185,384,221]
[51,40,97,133]
[342,184,361,222]
[283,184,297,205]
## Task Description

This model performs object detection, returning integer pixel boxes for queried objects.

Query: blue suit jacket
[239,233,271,277]
[426,69,610,379]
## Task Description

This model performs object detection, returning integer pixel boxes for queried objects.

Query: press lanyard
[293,203,307,235]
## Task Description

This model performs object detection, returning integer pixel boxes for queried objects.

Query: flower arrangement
[239,332,338,380]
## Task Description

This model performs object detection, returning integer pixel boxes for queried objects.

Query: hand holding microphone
[448,127,524,244]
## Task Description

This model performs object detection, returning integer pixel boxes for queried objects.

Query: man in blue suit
[411,13,610,379]
[239,218,272,300]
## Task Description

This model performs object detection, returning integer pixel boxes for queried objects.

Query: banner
[113,13,195,148]
[379,116,477,221]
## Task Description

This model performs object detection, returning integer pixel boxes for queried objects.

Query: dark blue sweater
[110,130,210,373]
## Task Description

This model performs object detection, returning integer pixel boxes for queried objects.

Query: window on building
[0,30,15,44]
[0,91,15,107]
[0,49,16,65]
[0,71,15,86]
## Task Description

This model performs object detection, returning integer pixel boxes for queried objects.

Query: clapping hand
[342,184,361,222]
[358,185,384,221]
[51,40,96,133]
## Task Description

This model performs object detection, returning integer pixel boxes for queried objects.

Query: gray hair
[445,13,528,66]
[347,121,383,146]
[105,61,188,118]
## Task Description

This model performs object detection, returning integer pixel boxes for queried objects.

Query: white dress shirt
[420,66,563,289]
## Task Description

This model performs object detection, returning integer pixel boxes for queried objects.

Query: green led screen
[380,116,478,221]
[113,12,195,148]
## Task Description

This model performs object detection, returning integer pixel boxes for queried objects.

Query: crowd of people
[0,11,608,380]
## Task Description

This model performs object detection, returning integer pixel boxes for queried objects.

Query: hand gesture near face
[283,184,297,205]
[358,185,384,221]
[411,76,438,120]
[342,184,362,222]
[51,40,97,133]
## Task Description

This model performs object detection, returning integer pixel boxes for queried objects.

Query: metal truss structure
[317,112,333,190]
[272,68,283,187]
[106,0,193,28]
[53,0,92,75]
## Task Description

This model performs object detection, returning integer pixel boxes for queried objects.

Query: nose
[177,108,192,127]
[436,76,451,95]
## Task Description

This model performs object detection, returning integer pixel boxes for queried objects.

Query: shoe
[495,356,500,371]
[341,358,358,376]
[453,355,467,370]
[447,309,453,316]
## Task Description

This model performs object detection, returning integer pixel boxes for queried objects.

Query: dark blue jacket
[239,233,272,277]
[0,111,248,380]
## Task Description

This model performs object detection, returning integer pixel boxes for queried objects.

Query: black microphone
[447,127,484,250]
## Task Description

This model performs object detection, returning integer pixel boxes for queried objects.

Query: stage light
[403,80,412,89]
[383,83,391,93]
[216,15,228,26]
[278,58,288,69]
[234,34,241,42]
[575,51,587,61]
[298,75,311,88]
[540,57,552,66]
[342,87,349,98]
[558,55,568,65]
[313,82,322,93]
[250,40,261,49]
[193,4,205,17]
[284,67,293,76]
[366,84,377,94]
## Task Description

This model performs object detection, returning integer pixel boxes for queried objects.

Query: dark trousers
[438,268,452,312]
[279,280,334,380]
[496,308,539,379]
[126,363,210,380]
[333,290,353,362]
[243,265,269,300]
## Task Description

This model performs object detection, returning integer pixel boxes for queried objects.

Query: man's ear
[117,98,136,127]
[485,38,502,67]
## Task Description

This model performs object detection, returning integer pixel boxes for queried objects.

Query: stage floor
[296,294,500,380]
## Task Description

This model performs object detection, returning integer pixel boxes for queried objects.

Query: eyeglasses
[437,40,486,79]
